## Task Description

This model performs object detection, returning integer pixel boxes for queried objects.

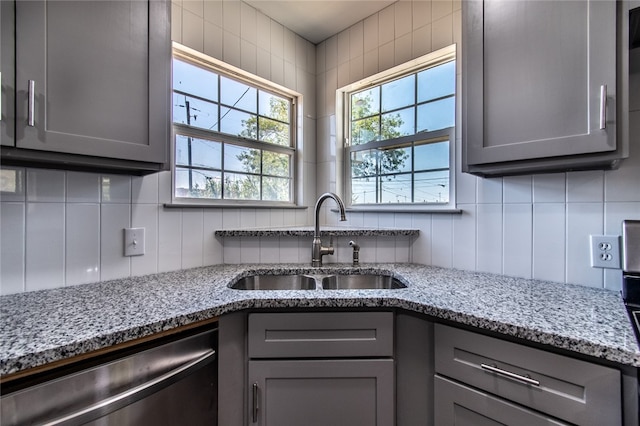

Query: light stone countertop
[1,263,639,376]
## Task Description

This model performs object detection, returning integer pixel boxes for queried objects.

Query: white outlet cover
[124,227,145,256]
[590,235,621,269]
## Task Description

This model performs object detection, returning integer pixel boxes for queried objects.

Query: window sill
[163,203,308,210]
[339,206,463,214]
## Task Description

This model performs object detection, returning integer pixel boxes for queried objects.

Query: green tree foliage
[350,93,409,179]
[231,97,291,201]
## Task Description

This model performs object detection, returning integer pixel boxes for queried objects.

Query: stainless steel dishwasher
[1,326,218,425]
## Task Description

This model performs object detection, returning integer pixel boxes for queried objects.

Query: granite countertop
[214,226,419,237]
[1,263,639,376]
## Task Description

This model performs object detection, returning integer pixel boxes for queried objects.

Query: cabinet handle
[1,71,3,120]
[252,383,259,423]
[28,80,35,127]
[480,363,540,387]
[599,84,607,130]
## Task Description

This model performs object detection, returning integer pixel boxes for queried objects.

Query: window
[341,46,456,207]
[172,46,297,204]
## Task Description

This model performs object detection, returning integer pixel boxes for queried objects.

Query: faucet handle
[349,240,360,266]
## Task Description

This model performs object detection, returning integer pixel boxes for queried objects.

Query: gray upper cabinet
[462,0,629,176]
[1,0,15,147]
[2,0,170,174]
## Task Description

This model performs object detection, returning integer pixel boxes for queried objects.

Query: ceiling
[243,0,397,44]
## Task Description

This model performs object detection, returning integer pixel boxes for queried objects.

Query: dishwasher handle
[43,349,216,426]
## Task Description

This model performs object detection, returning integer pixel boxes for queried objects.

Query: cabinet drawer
[435,324,621,426]
[248,312,393,358]
[435,375,568,425]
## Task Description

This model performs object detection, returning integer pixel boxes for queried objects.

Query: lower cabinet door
[434,376,569,426]
[248,359,394,426]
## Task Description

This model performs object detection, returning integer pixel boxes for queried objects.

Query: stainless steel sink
[230,274,317,290]
[321,274,406,290]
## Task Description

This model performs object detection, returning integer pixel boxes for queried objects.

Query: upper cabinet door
[1,0,15,147]
[14,0,169,164]
[463,0,625,176]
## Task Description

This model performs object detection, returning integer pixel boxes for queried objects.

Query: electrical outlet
[590,235,621,269]
[124,228,145,256]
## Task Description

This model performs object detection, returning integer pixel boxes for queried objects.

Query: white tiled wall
[315,0,640,291]
[1,0,638,294]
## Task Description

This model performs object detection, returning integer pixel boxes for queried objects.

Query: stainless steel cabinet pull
[42,349,216,426]
[28,80,35,127]
[480,363,540,387]
[599,84,607,130]
[252,383,259,423]
[1,71,3,120]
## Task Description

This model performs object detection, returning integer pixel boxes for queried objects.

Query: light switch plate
[124,227,145,256]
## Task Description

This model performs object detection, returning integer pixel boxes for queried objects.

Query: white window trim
[335,44,458,212]
[169,42,304,208]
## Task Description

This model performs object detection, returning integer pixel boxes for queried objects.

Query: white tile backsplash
[100,204,131,281]
[26,202,65,291]
[67,172,100,203]
[477,204,503,274]
[27,169,65,202]
[101,175,131,204]
[1,203,25,294]
[158,209,182,272]
[66,204,100,286]
[181,209,204,269]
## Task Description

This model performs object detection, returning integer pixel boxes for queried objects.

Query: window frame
[336,45,457,211]
[170,43,301,207]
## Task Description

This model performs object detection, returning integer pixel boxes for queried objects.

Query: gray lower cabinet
[434,324,622,426]
[462,0,629,176]
[1,0,170,174]
[246,311,395,426]
[248,359,394,426]
[434,376,568,426]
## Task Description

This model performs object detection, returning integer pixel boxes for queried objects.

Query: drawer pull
[599,84,607,130]
[480,363,540,387]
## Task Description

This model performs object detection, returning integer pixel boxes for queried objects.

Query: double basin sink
[231,273,406,290]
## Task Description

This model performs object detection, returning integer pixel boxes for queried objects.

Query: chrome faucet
[312,192,347,266]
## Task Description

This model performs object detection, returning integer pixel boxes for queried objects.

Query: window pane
[416,97,455,133]
[263,151,290,177]
[351,150,377,178]
[173,59,218,101]
[220,76,257,113]
[415,140,449,171]
[351,116,380,145]
[175,135,222,169]
[259,117,290,146]
[351,87,379,120]
[414,170,449,203]
[259,91,290,122]
[224,144,260,174]
[417,61,455,102]
[263,176,290,201]
[175,135,190,166]
[381,74,415,112]
[381,107,415,138]
[173,94,218,131]
[220,107,256,138]
[191,138,222,169]
[351,177,377,204]
[380,174,412,203]
[380,146,411,174]
[175,167,222,199]
[224,173,260,200]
